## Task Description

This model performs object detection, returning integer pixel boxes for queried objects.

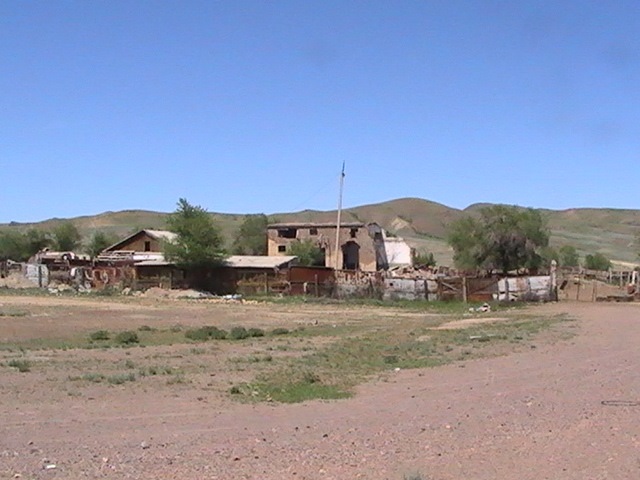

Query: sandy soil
[2,297,640,479]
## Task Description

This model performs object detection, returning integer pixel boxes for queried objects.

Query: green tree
[0,231,28,261]
[558,245,580,267]
[0,229,51,261]
[413,250,437,267]
[584,252,612,271]
[53,222,81,251]
[164,198,226,268]
[447,205,549,274]
[24,229,51,255]
[86,231,118,258]
[288,239,325,266]
[231,214,268,255]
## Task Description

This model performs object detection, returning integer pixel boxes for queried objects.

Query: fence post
[576,278,581,301]
[504,277,509,302]
[263,272,268,295]
[592,280,597,302]
[314,274,318,297]
[462,276,468,303]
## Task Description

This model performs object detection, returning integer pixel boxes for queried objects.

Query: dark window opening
[277,228,297,239]
[144,241,151,252]
[309,228,318,235]
[350,228,358,238]
[278,245,287,253]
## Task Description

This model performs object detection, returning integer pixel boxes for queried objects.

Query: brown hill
[2,198,638,265]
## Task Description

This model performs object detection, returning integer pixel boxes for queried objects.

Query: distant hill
[2,198,639,266]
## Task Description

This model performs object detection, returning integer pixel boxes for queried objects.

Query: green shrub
[89,330,110,341]
[185,326,227,341]
[271,327,290,336]
[229,326,250,340]
[247,328,265,337]
[8,359,31,372]
[107,372,136,385]
[115,331,140,345]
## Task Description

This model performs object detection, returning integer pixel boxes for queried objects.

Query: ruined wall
[267,225,378,272]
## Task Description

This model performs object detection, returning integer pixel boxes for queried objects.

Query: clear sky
[2,0,640,223]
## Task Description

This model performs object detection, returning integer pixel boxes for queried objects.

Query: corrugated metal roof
[224,255,298,269]
[104,229,177,252]
[267,222,364,229]
[135,260,173,267]
[145,230,178,242]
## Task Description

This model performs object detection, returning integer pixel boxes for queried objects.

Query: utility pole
[334,162,345,270]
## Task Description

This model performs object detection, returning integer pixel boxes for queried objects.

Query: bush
[89,330,110,341]
[229,326,250,340]
[185,326,228,341]
[247,328,265,337]
[115,331,140,345]
[8,359,31,372]
[271,327,290,336]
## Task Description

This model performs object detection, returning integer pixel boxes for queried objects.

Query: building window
[309,228,318,235]
[278,245,286,253]
[277,228,297,239]
[350,228,358,238]
[144,241,151,252]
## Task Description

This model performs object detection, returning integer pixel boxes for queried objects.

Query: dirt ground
[1,295,640,479]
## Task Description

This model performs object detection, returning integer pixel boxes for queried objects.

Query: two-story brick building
[267,222,388,272]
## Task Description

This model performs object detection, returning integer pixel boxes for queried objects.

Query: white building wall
[384,236,413,266]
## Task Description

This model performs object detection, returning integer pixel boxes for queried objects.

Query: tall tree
[0,231,28,261]
[164,198,226,268]
[24,229,51,255]
[447,205,549,274]
[231,214,269,255]
[558,245,580,267]
[86,231,118,258]
[53,222,81,251]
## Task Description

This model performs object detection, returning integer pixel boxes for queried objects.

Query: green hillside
[2,198,639,266]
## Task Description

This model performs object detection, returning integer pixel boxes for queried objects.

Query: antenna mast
[334,162,345,270]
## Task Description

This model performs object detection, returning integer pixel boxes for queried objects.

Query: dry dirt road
[2,301,640,479]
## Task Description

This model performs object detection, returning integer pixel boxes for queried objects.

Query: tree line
[0,223,118,262]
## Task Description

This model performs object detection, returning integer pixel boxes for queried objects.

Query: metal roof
[104,229,177,252]
[134,260,173,267]
[267,222,365,229]
[144,230,178,241]
[224,255,298,269]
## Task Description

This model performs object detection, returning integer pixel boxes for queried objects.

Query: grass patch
[114,331,139,345]
[0,310,28,317]
[234,314,572,404]
[107,372,136,385]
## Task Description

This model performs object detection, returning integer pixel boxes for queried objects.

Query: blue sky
[2,1,640,223]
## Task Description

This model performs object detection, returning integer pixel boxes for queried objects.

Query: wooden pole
[333,162,345,271]
[462,276,468,303]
